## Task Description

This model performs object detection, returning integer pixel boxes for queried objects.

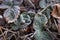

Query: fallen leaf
[51,4,60,33]
[51,4,60,19]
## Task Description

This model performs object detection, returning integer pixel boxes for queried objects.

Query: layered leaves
[14,12,31,28]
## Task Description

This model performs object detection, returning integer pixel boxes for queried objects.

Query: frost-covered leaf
[2,0,14,6]
[28,13,35,19]
[10,23,20,30]
[3,6,20,23]
[14,12,31,28]
[13,0,23,6]
[28,10,35,19]
[33,14,48,30]
[46,0,52,3]
[46,9,51,19]
[44,9,51,19]
[33,13,52,40]
[51,4,60,19]
[2,0,23,6]
[34,30,52,40]
[39,0,47,8]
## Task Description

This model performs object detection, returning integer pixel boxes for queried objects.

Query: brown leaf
[51,4,60,19]
[51,4,60,33]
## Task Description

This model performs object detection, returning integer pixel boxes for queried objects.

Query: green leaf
[3,6,20,23]
[28,10,35,19]
[2,0,23,6]
[39,0,47,8]
[33,13,52,40]
[34,30,52,40]
[13,0,23,6]
[46,0,52,3]
[44,9,51,19]
[2,0,14,6]
[14,12,31,28]
[33,14,47,30]
[10,23,19,30]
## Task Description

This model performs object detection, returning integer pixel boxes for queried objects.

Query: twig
[40,4,51,13]
[37,4,52,15]
[53,19,58,30]
[0,31,5,37]
[0,27,6,40]
[27,37,31,40]
[7,34,16,40]
[28,0,35,8]
[46,27,58,40]
[1,27,17,34]
[30,31,36,38]
[20,33,33,38]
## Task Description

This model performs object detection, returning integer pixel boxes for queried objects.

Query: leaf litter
[0,0,60,40]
